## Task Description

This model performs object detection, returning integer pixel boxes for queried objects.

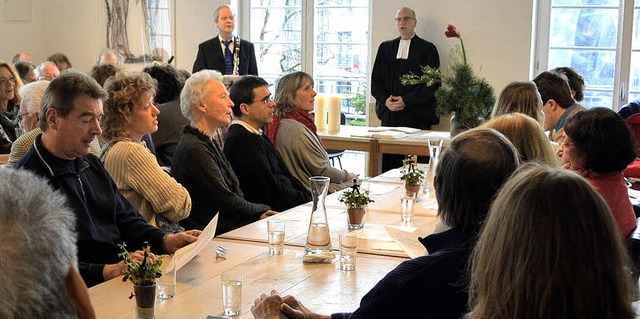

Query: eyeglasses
[16,112,33,121]
[0,76,16,86]
[395,16,415,23]
[251,96,273,105]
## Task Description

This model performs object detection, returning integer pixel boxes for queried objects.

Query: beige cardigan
[101,140,191,228]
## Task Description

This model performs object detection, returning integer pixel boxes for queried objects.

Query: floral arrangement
[401,25,495,127]
[339,179,374,208]
[118,241,163,286]
[400,156,425,186]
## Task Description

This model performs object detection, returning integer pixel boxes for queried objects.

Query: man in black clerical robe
[371,7,440,172]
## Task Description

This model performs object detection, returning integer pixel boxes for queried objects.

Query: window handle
[621,82,627,101]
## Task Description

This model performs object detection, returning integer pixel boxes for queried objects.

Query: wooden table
[318,125,449,176]
[88,239,406,318]
[88,168,440,318]
[220,178,438,258]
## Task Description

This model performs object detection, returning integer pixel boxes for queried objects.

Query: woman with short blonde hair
[483,113,558,165]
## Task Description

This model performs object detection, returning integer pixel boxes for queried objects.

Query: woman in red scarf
[265,71,357,193]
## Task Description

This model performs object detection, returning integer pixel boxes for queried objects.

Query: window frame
[534,0,635,110]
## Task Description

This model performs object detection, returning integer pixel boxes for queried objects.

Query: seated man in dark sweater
[16,71,201,287]
[251,128,519,319]
[224,76,311,211]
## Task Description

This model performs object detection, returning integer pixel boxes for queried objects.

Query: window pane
[249,0,302,84]
[314,2,368,122]
[629,7,640,95]
[548,1,620,108]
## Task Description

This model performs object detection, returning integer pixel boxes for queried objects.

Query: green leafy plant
[401,24,495,127]
[400,156,425,186]
[118,241,163,286]
[339,180,374,208]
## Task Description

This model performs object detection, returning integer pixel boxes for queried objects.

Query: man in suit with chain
[192,4,258,148]
[192,4,258,76]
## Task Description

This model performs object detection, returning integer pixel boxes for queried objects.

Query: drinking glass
[401,192,416,222]
[221,269,243,316]
[267,220,285,255]
[427,138,443,165]
[339,234,358,271]
[158,255,176,299]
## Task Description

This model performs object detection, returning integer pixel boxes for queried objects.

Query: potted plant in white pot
[400,156,425,196]
[339,179,374,229]
[401,24,495,136]
[118,241,163,319]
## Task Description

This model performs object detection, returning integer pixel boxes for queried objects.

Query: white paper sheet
[384,225,427,259]
[419,131,450,139]
[167,213,219,271]
[368,126,421,133]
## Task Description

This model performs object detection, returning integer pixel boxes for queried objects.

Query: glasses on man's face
[251,96,273,105]
[395,16,415,23]
[0,76,16,87]
[16,112,33,122]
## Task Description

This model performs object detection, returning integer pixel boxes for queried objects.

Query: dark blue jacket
[16,135,167,287]
[332,228,473,319]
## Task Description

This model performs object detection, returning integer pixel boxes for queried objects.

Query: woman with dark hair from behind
[89,63,119,87]
[467,164,635,319]
[143,63,189,167]
[560,107,637,237]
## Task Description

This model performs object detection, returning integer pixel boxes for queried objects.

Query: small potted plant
[401,24,495,136]
[400,155,424,196]
[339,179,374,229]
[118,241,163,319]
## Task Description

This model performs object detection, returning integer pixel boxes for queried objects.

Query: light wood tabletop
[318,125,449,177]
[219,178,439,258]
[88,239,406,318]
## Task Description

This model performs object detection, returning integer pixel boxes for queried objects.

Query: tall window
[536,0,640,109]
[244,0,369,123]
[145,0,173,60]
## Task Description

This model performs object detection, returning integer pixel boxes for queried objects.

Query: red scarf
[265,109,321,145]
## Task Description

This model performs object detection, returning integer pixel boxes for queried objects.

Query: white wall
[0,0,535,128]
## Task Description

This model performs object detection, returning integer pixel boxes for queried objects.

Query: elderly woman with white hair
[171,70,278,235]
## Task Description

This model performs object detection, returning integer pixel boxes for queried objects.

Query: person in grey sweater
[264,71,357,193]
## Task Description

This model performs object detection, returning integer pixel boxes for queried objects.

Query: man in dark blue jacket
[16,71,200,287]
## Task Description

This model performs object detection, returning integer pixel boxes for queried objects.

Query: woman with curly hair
[100,71,191,232]
[467,164,634,319]
[264,71,357,192]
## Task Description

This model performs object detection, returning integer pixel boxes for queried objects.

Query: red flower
[445,24,460,38]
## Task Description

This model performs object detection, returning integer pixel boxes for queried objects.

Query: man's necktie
[223,39,233,75]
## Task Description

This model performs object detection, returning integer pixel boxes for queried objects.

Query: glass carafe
[304,176,332,254]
